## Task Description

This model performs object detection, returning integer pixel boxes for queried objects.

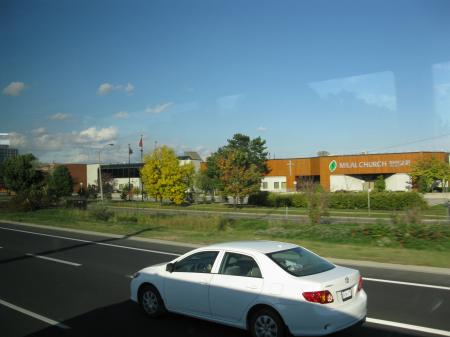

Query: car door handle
[246,283,258,289]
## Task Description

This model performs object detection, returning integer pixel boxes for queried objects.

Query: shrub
[248,191,270,206]
[89,206,113,221]
[329,191,426,210]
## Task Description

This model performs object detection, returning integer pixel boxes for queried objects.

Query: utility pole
[98,143,114,202]
[139,135,144,201]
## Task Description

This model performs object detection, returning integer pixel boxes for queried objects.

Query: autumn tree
[410,157,450,192]
[203,133,270,200]
[140,146,195,205]
[216,149,261,207]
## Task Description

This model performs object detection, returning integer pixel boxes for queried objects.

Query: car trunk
[301,266,360,307]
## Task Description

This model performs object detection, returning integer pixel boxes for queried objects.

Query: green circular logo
[329,160,337,172]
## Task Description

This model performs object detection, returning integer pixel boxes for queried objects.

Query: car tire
[249,307,285,337]
[138,284,166,318]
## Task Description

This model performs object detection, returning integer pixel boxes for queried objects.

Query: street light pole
[98,143,114,202]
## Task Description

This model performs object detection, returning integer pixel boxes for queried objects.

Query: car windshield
[267,247,335,277]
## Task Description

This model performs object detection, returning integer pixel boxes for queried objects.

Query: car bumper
[279,290,367,336]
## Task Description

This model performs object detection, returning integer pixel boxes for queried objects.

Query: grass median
[0,206,449,268]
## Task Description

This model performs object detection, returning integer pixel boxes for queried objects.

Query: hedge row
[248,191,427,210]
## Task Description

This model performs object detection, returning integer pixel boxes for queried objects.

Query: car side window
[219,252,262,278]
[174,251,218,273]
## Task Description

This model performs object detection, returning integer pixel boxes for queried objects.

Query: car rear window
[267,247,335,277]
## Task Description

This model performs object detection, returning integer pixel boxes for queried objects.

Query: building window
[262,182,268,189]
[281,182,286,189]
[274,182,279,189]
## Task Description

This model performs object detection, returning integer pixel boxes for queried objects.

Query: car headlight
[132,272,141,279]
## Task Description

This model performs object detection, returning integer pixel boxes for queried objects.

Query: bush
[248,191,270,206]
[115,214,138,223]
[89,206,113,221]
[329,191,426,210]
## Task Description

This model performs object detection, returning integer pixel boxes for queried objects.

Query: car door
[209,252,264,322]
[164,250,219,317]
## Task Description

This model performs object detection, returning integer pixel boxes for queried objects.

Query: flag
[129,146,133,155]
[139,136,143,148]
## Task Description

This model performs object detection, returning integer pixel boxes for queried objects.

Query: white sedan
[130,241,367,337]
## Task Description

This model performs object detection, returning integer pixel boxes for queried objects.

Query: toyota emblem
[345,277,349,284]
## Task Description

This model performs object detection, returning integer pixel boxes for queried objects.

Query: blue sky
[2,0,450,163]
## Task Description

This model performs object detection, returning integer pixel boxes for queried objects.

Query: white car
[130,241,367,337]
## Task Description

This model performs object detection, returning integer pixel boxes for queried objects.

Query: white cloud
[2,82,26,96]
[32,127,47,136]
[70,153,90,163]
[125,83,135,94]
[146,102,174,114]
[114,111,129,119]
[97,82,135,95]
[9,132,27,147]
[34,134,66,151]
[257,126,268,132]
[97,83,114,95]
[217,94,243,110]
[75,126,118,144]
[49,112,70,121]
[309,71,397,111]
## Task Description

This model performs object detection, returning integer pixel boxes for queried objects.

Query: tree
[374,175,386,192]
[140,146,195,205]
[2,154,46,209]
[216,149,262,207]
[410,157,450,192]
[47,165,74,202]
[204,134,269,200]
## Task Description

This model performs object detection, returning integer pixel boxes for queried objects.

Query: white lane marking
[364,277,450,291]
[367,317,450,337]
[26,253,81,267]
[0,226,180,257]
[0,298,70,329]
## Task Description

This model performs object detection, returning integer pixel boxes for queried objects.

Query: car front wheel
[138,285,166,317]
[250,308,285,337]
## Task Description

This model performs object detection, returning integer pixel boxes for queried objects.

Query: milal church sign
[329,159,411,172]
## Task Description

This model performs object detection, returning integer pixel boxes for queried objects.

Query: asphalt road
[0,222,449,337]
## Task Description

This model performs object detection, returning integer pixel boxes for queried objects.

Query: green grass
[107,200,449,219]
[1,206,449,268]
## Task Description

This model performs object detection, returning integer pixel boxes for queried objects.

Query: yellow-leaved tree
[140,146,195,205]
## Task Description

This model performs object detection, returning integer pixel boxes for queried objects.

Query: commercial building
[0,133,18,163]
[262,151,448,192]
[83,151,202,192]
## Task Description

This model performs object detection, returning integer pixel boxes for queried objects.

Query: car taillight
[302,290,334,304]
[357,275,363,291]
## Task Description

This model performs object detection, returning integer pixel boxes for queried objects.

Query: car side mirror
[166,262,175,273]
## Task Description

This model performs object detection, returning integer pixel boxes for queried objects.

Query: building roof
[184,151,202,161]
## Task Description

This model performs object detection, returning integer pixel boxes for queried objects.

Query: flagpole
[140,135,144,201]
[128,143,131,201]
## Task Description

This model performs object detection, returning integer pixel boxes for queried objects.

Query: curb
[1,219,450,275]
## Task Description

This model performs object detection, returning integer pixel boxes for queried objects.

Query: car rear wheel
[138,285,166,317]
[250,308,285,337]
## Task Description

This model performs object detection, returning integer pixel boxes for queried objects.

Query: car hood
[140,262,167,274]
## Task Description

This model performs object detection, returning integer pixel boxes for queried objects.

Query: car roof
[205,240,298,254]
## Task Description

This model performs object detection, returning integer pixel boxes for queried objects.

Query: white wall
[86,164,99,186]
[113,177,141,191]
[385,173,411,191]
[330,175,364,192]
[261,176,287,192]
[179,159,201,171]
